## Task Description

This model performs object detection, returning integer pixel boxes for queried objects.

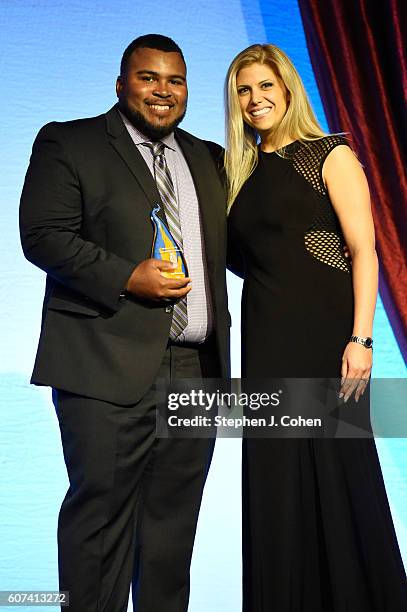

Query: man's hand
[125,258,191,302]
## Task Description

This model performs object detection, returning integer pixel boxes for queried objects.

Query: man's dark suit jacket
[20,105,230,405]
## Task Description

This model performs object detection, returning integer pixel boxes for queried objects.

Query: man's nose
[153,84,172,98]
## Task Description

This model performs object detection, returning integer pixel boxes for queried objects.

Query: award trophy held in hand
[150,204,188,279]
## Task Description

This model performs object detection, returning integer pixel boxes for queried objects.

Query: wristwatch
[349,335,373,349]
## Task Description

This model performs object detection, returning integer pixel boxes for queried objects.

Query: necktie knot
[144,141,165,158]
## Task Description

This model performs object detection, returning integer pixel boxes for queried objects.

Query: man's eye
[170,80,183,86]
[141,76,154,82]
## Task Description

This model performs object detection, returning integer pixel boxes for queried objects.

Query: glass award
[150,204,188,279]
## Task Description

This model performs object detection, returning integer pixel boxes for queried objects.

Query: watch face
[364,338,373,348]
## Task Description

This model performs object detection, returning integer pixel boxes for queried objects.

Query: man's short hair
[120,34,185,76]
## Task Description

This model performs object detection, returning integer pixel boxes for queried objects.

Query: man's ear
[116,76,124,98]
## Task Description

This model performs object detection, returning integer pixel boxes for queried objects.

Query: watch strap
[350,335,373,349]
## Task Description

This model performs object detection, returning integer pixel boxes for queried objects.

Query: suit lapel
[175,130,221,271]
[105,105,162,215]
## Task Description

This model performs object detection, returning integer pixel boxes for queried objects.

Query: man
[20,34,229,612]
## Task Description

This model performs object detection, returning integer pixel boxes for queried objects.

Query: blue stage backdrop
[0,1,405,610]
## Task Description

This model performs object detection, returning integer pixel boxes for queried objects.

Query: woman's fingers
[339,357,349,398]
[341,366,371,402]
[341,373,359,402]
[354,376,370,402]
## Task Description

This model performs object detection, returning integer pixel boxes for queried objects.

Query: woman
[225,44,407,611]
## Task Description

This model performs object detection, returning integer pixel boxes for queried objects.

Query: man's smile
[145,102,174,116]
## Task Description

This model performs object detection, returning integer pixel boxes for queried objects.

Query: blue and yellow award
[150,204,188,279]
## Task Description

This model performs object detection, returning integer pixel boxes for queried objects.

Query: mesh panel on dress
[293,136,351,273]
[304,201,351,273]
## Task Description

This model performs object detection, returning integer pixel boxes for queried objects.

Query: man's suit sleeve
[19,123,136,312]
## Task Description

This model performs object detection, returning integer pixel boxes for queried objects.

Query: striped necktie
[143,141,188,340]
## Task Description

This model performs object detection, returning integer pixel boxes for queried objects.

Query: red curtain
[298,0,407,363]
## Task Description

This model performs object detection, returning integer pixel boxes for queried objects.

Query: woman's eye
[237,87,248,95]
[262,82,273,88]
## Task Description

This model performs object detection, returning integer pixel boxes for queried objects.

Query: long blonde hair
[225,44,326,209]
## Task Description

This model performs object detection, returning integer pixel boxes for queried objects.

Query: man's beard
[118,98,186,140]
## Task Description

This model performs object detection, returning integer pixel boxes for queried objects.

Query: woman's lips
[250,107,271,117]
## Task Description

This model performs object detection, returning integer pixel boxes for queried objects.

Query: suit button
[165,305,173,313]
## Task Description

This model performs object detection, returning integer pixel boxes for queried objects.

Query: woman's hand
[340,342,372,402]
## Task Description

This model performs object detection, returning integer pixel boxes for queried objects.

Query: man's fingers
[161,277,191,289]
[125,258,191,301]
[154,258,182,271]
[168,287,192,299]
[160,286,192,300]
[151,257,172,267]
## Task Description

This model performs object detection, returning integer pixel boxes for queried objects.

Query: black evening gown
[227,136,407,611]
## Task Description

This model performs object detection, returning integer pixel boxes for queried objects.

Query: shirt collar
[119,110,176,151]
